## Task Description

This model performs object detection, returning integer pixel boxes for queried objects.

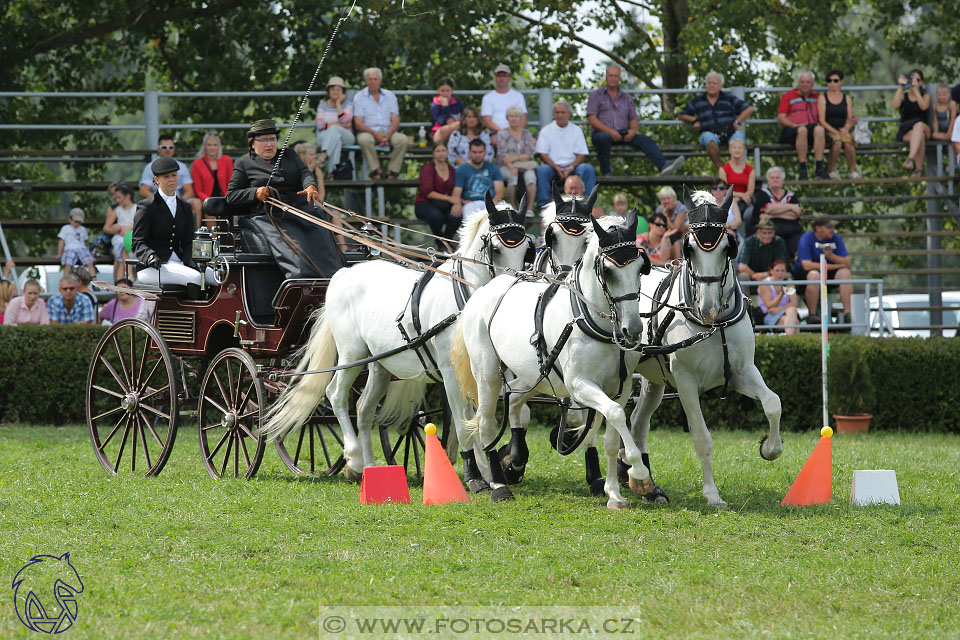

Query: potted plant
[827,340,876,433]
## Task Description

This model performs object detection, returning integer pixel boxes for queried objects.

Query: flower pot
[832,413,872,434]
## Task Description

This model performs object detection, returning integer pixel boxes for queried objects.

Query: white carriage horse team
[263,185,784,510]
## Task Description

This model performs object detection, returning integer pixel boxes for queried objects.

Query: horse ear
[551,181,564,208]
[720,186,734,214]
[682,184,696,211]
[623,209,638,236]
[484,190,497,218]
[517,192,528,218]
[591,215,611,246]
[585,185,599,209]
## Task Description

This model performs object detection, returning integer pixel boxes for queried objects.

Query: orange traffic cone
[422,423,470,505]
[782,426,833,506]
[360,465,410,505]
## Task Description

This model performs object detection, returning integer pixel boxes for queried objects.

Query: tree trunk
[660,0,690,114]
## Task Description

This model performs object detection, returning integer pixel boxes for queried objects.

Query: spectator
[430,76,463,144]
[452,138,504,220]
[710,179,742,234]
[750,166,804,257]
[817,70,861,180]
[139,134,202,226]
[796,216,852,323]
[415,142,459,248]
[718,138,755,224]
[0,277,15,324]
[74,266,99,318]
[480,64,527,134]
[535,100,595,208]
[931,83,957,149]
[47,273,94,325]
[777,70,827,180]
[738,218,793,281]
[190,133,234,216]
[953,116,960,170]
[448,106,494,166]
[757,258,799,335]
[587,64,684,177]
[612,193,629,217]
[57,208,96,276]
[495,105,537,216]
[3,259,15,283]
[3,278,49,326]
[353,67,409,179]
[103,181,137,281]
[98,278,144,325]
[562,175,604,217]
[678,71,754,169]
[295,142,328,204]
[892,68,931,177]
[655,186,687,235]
[315,76,355,178]
[636,212,678,266]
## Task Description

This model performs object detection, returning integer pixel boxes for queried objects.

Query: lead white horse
[453,212,659,507]
[262,193,530,480]
[534,183,597,275]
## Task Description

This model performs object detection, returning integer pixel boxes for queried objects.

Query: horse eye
[492,246,501,254]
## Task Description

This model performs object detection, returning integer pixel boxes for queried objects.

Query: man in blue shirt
[47,273,95,324]
[678,71,754,169]
[452,138,505,220]
[795,216,852,322]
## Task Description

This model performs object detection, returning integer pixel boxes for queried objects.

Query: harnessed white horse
[262,193,530,480]
[452,212,660,507]
[534,184,597,275]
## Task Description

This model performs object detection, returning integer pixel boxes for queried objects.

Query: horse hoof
[589,478,606,497]
[490,486,514,503]
[628,474,655,496]
[711,500,729,510]
[617,459,631,486]
[466,478,491,493]
[502,463,525,485]
[343,466,363,483]
[759,435,783,461]
[642,486,670,504]
[607,499,630,510]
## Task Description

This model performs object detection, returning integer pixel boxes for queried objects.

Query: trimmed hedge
[2,327,958,432]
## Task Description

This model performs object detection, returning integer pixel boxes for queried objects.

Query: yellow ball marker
[424,423,437,436]
[820,426,833,438]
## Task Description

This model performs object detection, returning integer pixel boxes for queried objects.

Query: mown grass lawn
[1,424,958,639]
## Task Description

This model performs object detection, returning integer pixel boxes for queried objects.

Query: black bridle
[685,222,736,324]
[589,240,648,351]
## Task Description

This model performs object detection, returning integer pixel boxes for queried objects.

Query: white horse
[262,193,530,480]
[452,212,659,507]
[622,187,784,507]
[534,183,597,274]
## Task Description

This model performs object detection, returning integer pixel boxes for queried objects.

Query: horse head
[13,553,84,633]
[589,209,650,349]
[482,191,530,275]
[539,183,596,271]
[682,185,738,323]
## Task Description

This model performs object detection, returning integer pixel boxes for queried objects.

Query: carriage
[85,197,451,481]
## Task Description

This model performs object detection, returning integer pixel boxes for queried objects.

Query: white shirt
[480,89,527,130]
[158,190,183,265]
[353,87,400,132]
[535,120,589,168]
[952,118,960,143]
[139,160,193,198]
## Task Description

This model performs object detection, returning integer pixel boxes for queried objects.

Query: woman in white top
[315,76,355,178]
[103,181,137,281]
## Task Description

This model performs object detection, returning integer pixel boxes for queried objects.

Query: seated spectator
[758,258,799,335]
[448,106,493,166]
[353,67,409,179]
[430,76,463,144]
[931,83,957,149]
[190,133,234,217]
[57,208,96,276]
[415,143,459,248]
[74,266,99,318]
[892,68,931,177]
[796,216,852,323]
[636,212,679,266]
[562,175,604,217]
[817,70,861,179]
[778,70,827,180]
[750,166,804,257]
[710,180,742,234]
[656,186,687,235]
[315,76,355,178]
[535,100,595,208]
[3,278,49,326]
[103,181,137,281]
[587,64,684,177]
[98,278,146,325]
[480,64,527,134]
[612,192,629,217]
[495,105,537,216]
[678,71,753,169]
[295,142,328,203]
[0,276,16,324]
[140,133,202,226]
[718,138,755,224]
[2,259,15,283]
[47,273,94,325]
[738,218,793,282]
[452,138,504,220]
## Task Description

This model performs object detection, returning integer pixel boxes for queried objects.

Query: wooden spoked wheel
[198,348,266,479]
[87,319,179,476]
[379,389,453,482]
[274,402,349,477]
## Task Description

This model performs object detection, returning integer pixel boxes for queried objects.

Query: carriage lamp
[192,226,219,261]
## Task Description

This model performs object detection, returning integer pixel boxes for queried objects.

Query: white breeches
[137,263,219,287]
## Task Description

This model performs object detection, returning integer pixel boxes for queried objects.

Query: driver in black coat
[226,119,342,279]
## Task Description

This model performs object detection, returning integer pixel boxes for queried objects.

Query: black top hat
[151,157,179,177]
[247,118,281,139]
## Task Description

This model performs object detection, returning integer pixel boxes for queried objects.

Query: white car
[868,292,960,337]
[15,265,114,298]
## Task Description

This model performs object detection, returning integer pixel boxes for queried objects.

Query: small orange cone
[422,423,470,505]
[360,465,410,505]
[782,426,833,506]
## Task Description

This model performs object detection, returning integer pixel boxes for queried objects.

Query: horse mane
[690,190,717,206]
[595,213,626,229]
[456,206,493,250]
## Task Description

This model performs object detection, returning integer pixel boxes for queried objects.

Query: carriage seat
[202,197,271,254]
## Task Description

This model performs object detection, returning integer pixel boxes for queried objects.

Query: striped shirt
[46,294,95,324]
[680,91,751,134]
[778,89,819,126]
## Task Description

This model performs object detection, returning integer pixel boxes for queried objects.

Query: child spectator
[931,83,957,150]
[430,76,464,144]
[3,279,50,326]
[57,208,96,275]
[103,182,137,281]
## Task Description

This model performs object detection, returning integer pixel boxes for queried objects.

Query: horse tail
[262,307,337,441]
[450,319,478,403]
[376,379,428,429]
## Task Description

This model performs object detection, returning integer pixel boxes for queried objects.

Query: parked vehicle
[868,292,960,337]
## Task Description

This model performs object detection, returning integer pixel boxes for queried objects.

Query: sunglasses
[158,145,175,150]
[827,78,841,83]
[652,222,667,228]
[712,185,728,190]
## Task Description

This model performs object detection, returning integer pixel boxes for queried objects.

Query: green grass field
[1,424,958,639]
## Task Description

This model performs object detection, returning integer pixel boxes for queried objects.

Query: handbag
[332,158,353,181]
[853,121,872,145]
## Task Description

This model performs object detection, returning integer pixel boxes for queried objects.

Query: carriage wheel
[87,319,179,476]
[379,390,453,482]
[198,348,266,479]
[274,402,349,477]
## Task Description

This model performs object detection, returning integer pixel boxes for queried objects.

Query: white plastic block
[850,470,901,506]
